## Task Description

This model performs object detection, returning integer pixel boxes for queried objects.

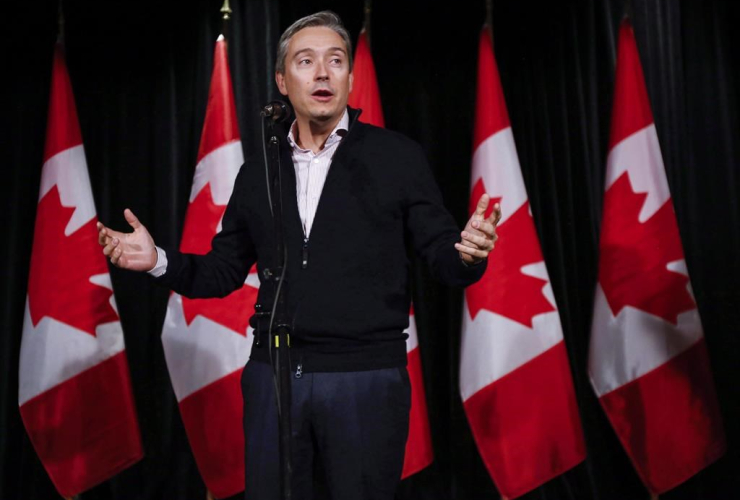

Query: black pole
[265,120,293,500]
[220,0,232,42]
[363,0,372,47]
[485,0,493,42]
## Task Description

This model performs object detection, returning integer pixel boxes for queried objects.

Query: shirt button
[313,159,319,164]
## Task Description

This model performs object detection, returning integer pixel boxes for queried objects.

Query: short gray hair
[275,11,353,74]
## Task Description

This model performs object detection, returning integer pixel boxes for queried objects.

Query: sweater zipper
[293,110,361,377]
[301,237,309,269]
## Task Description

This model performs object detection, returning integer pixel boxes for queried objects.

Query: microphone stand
[263,114,293,500]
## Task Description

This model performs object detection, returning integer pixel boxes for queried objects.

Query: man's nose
[314,60,329,80]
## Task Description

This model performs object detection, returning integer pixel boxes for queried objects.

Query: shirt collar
[287,109,349,152]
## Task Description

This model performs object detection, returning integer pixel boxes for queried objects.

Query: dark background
[2,0,739,498]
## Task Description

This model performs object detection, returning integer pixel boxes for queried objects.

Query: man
[98,11,500,500]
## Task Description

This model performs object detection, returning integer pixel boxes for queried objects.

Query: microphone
[260,101,291,123]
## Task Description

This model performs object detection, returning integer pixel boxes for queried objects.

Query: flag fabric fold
[19,43,143,497]
[460,28,586,499]
[588,19,725,494]
[349,28,434,478]
[160,36,257,498]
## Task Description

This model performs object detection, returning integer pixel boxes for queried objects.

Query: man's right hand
[98,209,158,271]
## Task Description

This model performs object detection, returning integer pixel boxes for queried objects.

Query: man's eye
[330,58,343,65]
[299,59,312,65]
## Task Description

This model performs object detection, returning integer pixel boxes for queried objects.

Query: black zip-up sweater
[156,107,486,372]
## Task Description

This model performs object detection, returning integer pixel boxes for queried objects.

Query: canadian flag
[459,28,585,498]
[348,29,434,478]
[588,19,725,494]
[160,36,258,498]
[19,44,143,497]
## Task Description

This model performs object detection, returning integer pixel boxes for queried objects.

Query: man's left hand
[455,193,502,265]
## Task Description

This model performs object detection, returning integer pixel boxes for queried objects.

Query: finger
[110,246,122,266]
[98,227,109,246]
[459,235,478,247]
[487,203,502,226]
[98,223,110,246]
[103,238,119,257]
[455,242,489,259]
[98,225,124,246]
[98,231,115,247]
[472,220,497,237]
[124,208,142,230]
[461,231,493,250]
[474,193,490,217]
[471,218,499,235]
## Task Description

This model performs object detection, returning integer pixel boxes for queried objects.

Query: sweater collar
[286,109,350,152]
[278,106,363,144]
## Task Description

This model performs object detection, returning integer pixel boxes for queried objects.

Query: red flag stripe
[19,352,143,497]
[197,39,241,163]
[473,28,510,152]
[608,21,654,150]
[347,29,385,128]
[401,347,434,478]
[43,45,82,163]
[599,339,725,493]
[179,369,246,498]
[464,342,585,499]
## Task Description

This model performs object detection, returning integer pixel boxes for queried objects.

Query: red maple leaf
[465,179,555,327]
[27,186,118,336]
[599,172,695,324]
[180,184,257,335]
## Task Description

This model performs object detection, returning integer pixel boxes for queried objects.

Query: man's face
[276,26,353,125]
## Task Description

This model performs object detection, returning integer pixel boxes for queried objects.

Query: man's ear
[349,72,354,94]
[276,72,288,96]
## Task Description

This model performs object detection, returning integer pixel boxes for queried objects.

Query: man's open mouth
[312,89,334,100]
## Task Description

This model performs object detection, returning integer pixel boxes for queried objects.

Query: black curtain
[2,0,738,499]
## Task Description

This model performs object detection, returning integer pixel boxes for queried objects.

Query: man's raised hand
[455,193,502,265]
[98,209,158,271]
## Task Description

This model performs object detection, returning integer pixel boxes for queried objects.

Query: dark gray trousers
[241,360,411,500]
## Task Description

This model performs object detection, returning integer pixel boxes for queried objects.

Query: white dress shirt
[289,109,349,238]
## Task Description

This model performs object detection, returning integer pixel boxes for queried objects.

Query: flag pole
[363,0,372,47]
[623,0,634,20]
[485,0,493,38]
[220,0,232,40]
[57,0,65,44]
